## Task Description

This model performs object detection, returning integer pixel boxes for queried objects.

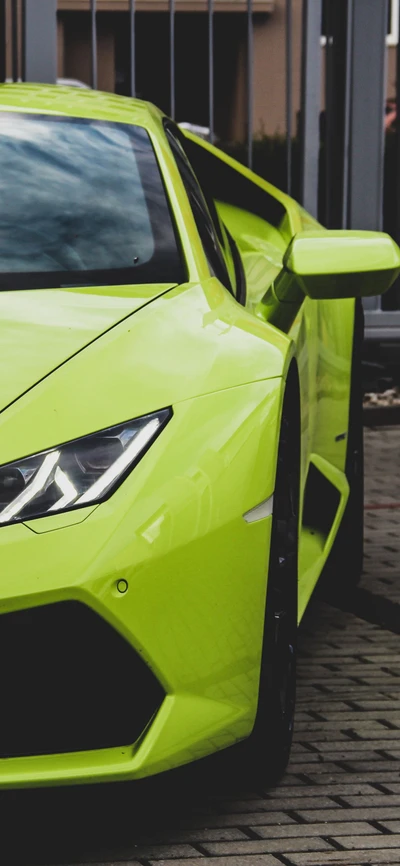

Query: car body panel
[0,280,291,467]
[0,284,175,411]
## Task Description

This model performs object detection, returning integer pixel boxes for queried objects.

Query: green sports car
[0,84,398,790]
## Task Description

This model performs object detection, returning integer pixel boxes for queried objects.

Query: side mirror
[274,230,400,302]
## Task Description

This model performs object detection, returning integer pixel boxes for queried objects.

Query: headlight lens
[0,409,171,526]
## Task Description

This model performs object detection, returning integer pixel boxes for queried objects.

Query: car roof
[0,83,162,129]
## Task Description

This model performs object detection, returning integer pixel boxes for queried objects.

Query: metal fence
[0,0,295,178]
[86,0,259,170]
[1,0,400,339]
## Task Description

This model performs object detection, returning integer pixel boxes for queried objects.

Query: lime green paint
[0,279,291,466]
[0,84,395,788]
[216,201,287,257]
[282,230,400,299]
[298,528,326,620]
[0,284,176,411]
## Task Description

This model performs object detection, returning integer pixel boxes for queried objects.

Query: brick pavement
[3,426,400,866]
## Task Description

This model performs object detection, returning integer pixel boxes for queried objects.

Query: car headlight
[0,409,171,526]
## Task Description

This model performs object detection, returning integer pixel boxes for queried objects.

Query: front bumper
[0,380,281,787]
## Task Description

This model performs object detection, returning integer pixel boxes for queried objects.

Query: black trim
[226,227,247,306]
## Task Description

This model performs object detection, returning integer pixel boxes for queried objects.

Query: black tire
[323,299,364,595]
[236,369,300,788]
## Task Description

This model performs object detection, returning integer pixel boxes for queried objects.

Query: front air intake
[0,601,164,757]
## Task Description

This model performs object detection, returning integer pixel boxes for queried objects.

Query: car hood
[0,283,175,411]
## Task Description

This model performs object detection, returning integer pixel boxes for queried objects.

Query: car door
[179,132,319,501]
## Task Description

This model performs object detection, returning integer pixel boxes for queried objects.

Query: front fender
[0,279,293,465]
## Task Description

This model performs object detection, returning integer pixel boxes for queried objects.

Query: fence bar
[129,0,136,96]
[208,0,214,143]
[0,0,5,82]
[170,0,175,118]
[347,0,387,231]
[247,0,253,169]
[300,0,322,217]
[23,0,57,84]
[90,0,97,90]
[348,0,387,312]
[324,5,333,226]
[340,0,353,228]
[11,0,18,81]
[285,0,292,194]
[396,0,400,249]
[388,0,400,314]
[324,0,349,228]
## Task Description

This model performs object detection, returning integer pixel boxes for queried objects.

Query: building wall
[61,13,116,90]
[253,0,303,137]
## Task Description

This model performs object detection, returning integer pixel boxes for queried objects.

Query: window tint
[0,113,184,290]
[165,124,233,293]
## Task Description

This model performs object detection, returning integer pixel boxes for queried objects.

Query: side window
[164,123,233,294]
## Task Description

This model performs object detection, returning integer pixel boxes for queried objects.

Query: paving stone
[251,797,338,811]
[378,821,400,832]
[308,710,400,721]
[201,837,332,855]
[149,857,281,866]
[179,812,296,829]
[339,794,400,808]
[303,740,400,753]
[337,834,400,850]
[376,782,400,793]
[343,761,400,772]
[280,774,310,786]
[295,720,396,731]
[123,844,201,860]
[285,762,354,775]
[307,772,400,785]
[287,850,400,864]
[202,796,337,814]
[294,750,393,763]
[263,785,378,797]
[297,807,400,822]
[162,829,250,843]
[252,822,380,838]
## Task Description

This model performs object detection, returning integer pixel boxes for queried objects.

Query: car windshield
[0,113,184,289]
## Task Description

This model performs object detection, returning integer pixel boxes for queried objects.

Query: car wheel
[237,374,300,788]
[323,299,364,595]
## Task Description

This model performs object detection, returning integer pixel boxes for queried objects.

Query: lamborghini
[0,84,398,789]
